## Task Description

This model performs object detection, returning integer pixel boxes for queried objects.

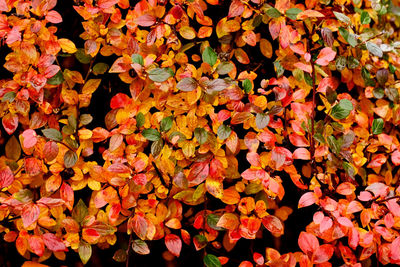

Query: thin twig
[126,233,133,267]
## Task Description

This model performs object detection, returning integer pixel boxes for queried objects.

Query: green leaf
[148,68,173,82]
[385,87,399,102]
[207,214,224,231]
[1,91,16,102]
[335,56,347,72]
[216,62,233,75]
[142,128,161,141]
[64,150,78,168]
[242,79,252,93]
[193,183,206,201]
[304,73,313,86]
[347,56,359,69]
[131,54,144,66]
[136,112,145,127]
[151,139,163,157]
[217,125,231,140]
[79,242,92,265]
[194,128,208,144]
[42,128,63,141]
[68,115,78,131]
[372,118,384,135]
[286,8,302,20]
[92,63,109,75]
[360,11,371,24]
[204,254,222,267]
[80,114,93,125]
[202,46,218,66]
[366,41,383,57]
[5,136,21,161]
[72,199,88,223]
[160,116,173,132]
[327,135,342,155]
[266,7,281,18]
[47,71,64,85]
[75,48,92,64]
[177,77,197,91]
[333,11,351,24]
[256,113,270,129]
[331,99,353,120]
[338,27,357,47]
[274,61,284,77]
[373,87,384,99]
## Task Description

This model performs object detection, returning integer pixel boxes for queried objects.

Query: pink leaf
[337,217,353,227]
[46,10,63,23]
[293,148,311,160]
[0,167,14,189]
[22,204,40,228]
[43,233,67,252]
[315,47,336,66]
[314,244,334,263]
[21,129,38,149]
[136,14,156,27]
[298,231,319,254]
[165,234,182,257]
[298,192,318,208]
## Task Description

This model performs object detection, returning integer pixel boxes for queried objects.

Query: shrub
[1,0,400,266]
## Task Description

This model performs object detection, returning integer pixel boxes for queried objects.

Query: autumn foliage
[1,0,400,266]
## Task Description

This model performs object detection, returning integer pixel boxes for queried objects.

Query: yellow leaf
[82,79,101,95]
[58,38,77,53]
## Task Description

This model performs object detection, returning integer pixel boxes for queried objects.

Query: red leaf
[298,192,318,208]
[228,0,245,18]
[253,252,264,265]
[28,235,45,256]
[21,129,38,148]
[43,233,67,252]
[22,204,40,228]
[45,10,62,23]
[110,93,131,109]
[2,113,18,135]
[165,234,182,257]
[314,244,334,263]
[170,5,184,19]
[108,203,121,224]
[136,14,156,27]
[0,167,14,189]
[262,215,284,236]
[315,47,336,66]
[298,231,319,254]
